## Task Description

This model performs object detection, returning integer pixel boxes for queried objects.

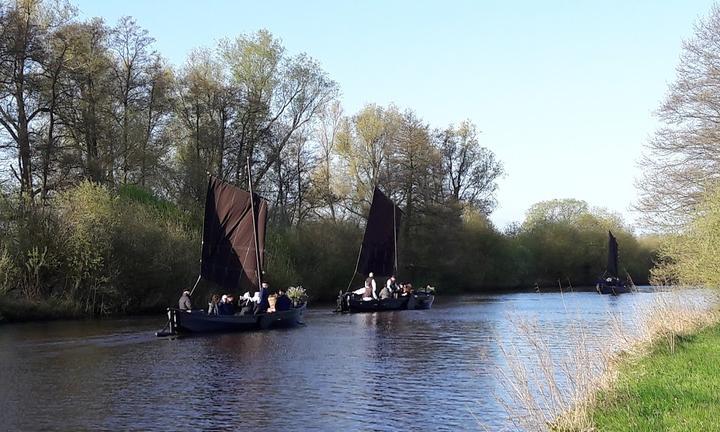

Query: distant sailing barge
[596,231,632,295]
[337,187,434,313]
[159,162,304,335]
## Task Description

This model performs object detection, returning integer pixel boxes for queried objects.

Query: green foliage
[514,199,654,287]
[286,286,307,304]
[590,324,720,431]
[269,221,362,300]
[0,182,200,317]
[58,181,117,314]
[653,186,720,287]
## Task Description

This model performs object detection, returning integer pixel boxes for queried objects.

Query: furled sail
[607,231,619,277]
[200,176,268,292]
[357,187,403,277]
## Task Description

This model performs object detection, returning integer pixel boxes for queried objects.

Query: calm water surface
[0,288,712,431]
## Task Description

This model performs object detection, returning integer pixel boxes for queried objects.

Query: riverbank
[588,322,720,431]
[0,296,84,323]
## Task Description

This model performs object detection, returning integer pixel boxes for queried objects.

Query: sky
[73,0,716,230]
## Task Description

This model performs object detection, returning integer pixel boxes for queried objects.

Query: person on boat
[386,276,399,297]
[225,295,237,315]
[275,289,292,311]
[217,294,229,315]
[178,290,192,311]
[366,272,378,300]
[208,294,220,315]
[255,282,270,314]
[379,284,392,300]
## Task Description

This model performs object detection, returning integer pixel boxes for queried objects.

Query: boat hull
[596,283,631,295]
[343,293,435,313]
[167,305,305,334]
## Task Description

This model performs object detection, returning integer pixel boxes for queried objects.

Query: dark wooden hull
[596,283,631,295]
[344,293,435,313]
[166,305,305,334]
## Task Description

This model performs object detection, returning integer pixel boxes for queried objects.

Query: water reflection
[0,289,713,431]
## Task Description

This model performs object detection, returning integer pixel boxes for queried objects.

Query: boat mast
[247,157,263,291]
[393,201,398,277]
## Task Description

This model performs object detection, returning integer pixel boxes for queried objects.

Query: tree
[55,18,114,184]
[108,16,154,184]
[0,0,72,199]
[437,120,503,213]
[335,104,401,212]
[637,5,720,231]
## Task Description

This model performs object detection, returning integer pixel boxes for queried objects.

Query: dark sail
[200,176,268,292]
[607,231,619,277]
[357,187,403,277]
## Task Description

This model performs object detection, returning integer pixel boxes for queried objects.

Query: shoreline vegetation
[496,289,720,432]
[496,3,720,429]
[0,1,656,323]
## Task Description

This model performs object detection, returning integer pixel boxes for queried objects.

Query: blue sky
[74,0,715,230]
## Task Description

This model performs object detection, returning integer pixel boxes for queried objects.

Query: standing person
[365,272,378,300]
[255,282,270,314]
[178,290,192,311]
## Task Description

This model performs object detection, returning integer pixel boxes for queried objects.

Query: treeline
[0,0,655,318]
[635,5,720,288]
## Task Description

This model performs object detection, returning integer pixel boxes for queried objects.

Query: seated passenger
[178,290,192,311]
[403,283,414,295]
[207,294,220,315]
[275,290,292,311]
[386,276,399,296]
[225,295,237,315]
[217,294,229,314]
[379,286,391,300]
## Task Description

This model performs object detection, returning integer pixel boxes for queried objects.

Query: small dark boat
[157,160,305,336]
[164,305,305,334]
[337,187,435,313]
[596,231,632,295]
[342,289,435,313]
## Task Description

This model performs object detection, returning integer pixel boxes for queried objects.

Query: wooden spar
[189,172,211,297]
[393,201,398,277]
[189,274,202,296]
[247,157,263,292]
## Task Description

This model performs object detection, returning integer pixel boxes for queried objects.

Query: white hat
[369,272,374,277]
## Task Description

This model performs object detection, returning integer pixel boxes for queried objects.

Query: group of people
[177,282,294,315]
[353,272,415,301]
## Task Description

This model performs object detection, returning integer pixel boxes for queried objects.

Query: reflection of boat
[337,187,435,313]
[158,160,304,336]
[596,231,632,295]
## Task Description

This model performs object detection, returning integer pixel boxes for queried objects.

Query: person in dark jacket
[255,283,270,314]
[178,290,192,311]
[275,290,292,311]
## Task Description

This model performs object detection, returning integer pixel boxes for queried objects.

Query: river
[0,288,713,431]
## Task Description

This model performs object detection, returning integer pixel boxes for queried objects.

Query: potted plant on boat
[287,286,308,307]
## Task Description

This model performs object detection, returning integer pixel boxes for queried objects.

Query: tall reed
[493,288,720,432]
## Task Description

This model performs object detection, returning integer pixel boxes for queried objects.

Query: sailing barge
[596,231,632,295]
[159,163,304,336]
[337,187,435,313]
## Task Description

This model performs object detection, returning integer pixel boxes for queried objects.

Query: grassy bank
[589,323,720,431]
